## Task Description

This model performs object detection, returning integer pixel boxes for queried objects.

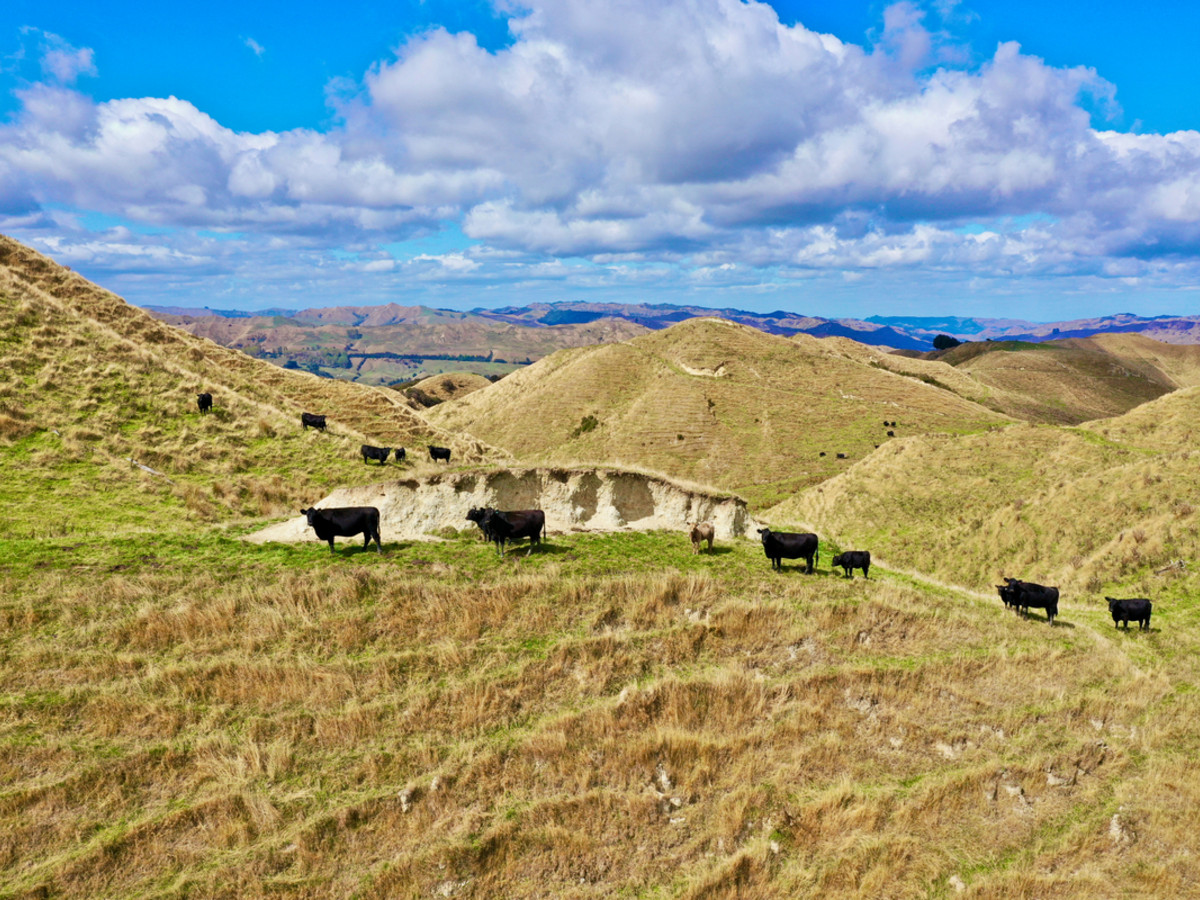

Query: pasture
[3,526,1199,898]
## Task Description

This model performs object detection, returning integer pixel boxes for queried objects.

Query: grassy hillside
[0,236,493,536]
[924,334,1200,424]
[406,371,493,406]
[6,235,1200,897]
[4,529,1198,898]
[428,319,1011,508]
[767,387,1200,605]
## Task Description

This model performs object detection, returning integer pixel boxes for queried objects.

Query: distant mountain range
[146,302,1200,353]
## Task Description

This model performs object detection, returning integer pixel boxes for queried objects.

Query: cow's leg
[328,539,336,554]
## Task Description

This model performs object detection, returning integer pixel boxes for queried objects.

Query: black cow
[429,445,451,462]
[361,444,391,465]
[480,508,545,557]
[1001,577,1059,625]
[466,506,496,541]
[831,550,870,578]
[300,506,382,554]
[1106,597,1152,631]
[757,527,819,573]
[301,412,327,431]
[886,430,895,437]
[394,448,407,463]
[836,453,847,459]
[197,392,213,414]
[996,582,1021,612]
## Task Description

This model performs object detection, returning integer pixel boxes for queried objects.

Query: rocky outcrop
[245,466,755,544]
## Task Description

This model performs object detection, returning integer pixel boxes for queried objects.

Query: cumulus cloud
[3,0,1200,308]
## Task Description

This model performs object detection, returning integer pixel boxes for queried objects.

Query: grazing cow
[480,508,545,557]
[394,447,407,463]
[886,430,895,437]
[300,506,382,554]
[819,451,826,457]
[1106,597,1152,631]
[301,412,327,431]
[429,445,451,462]
[361,444,392,465]
[1001,577,1060,625]
[466,506,495,542]
[836,453,847,459]
[757,527,819,573]
[688,522,715,554]
[831,550,870,578]
[196,392,213,414]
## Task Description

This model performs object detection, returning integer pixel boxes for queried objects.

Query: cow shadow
[693,546,734,557]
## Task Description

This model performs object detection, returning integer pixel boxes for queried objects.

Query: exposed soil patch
[245,466,756,543]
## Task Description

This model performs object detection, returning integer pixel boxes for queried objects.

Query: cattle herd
[192,395,1157,634]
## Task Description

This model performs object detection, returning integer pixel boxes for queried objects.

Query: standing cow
[196,392,213,414]
[999,577,1060,625]
[688,522,715,554]
[1106,597,1152,631]
[429,445,451,462]
[301,412,327,431]
[831,550,870,578]
[480,508,545,557]
[757,527,819,573]
[300,506,382,554]
[361,444,392,465]
[394,448,407,463]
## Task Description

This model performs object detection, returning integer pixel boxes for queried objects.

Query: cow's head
[466,507,484,523]
[300,507,319,526]
[756,527,771,542]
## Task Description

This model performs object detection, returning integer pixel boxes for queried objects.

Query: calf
[1106,596,1152,631]
[757,527,819,573]
[361,444,392,465]
[394,447,407,463]
[429,445,451,462]
[480,508,545,557]
[196,392,213,414]
[301,412,327,431]
[1001,577,1059,625]
[831,550,870,578]
[300,506,382,554]
[688,521,715,554]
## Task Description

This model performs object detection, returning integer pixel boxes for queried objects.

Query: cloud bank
[2,0,1199,313]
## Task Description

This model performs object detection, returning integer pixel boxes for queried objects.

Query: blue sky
[2,0,1199,320]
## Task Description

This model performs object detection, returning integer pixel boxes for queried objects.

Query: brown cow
[688,521,715,554]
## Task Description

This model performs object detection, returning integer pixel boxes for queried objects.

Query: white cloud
[243,37,266,58]
[3,0,1200,310]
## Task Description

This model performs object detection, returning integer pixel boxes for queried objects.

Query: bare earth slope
[428,318,1012,508]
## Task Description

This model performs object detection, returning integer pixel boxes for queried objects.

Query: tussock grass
[0,236,503,537]
[3,529,1199,897]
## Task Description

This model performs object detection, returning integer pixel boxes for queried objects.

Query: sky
[2,0,1200,321]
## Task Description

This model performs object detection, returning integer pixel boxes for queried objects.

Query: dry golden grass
[0,236,504,535]
[4,540,1198,899]
[408,371,493,403]
[428,318,1011,508]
